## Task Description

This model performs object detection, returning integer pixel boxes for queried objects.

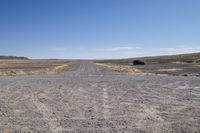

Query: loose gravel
[0,62,200,133]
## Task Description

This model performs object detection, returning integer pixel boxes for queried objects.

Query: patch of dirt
[93,63,140,74]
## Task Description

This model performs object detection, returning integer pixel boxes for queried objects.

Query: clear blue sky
[0,0,200,59]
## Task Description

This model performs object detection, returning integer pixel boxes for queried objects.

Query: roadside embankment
[0,60,74,76]
[93,62,141,74]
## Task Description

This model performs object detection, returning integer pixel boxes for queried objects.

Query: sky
[0,0,200,59]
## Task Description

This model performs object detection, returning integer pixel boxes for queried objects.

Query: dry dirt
[0,60,73,76]
[0,62,200,133]
[93,63,140,74]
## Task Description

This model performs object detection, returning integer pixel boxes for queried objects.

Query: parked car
[133,60,145,65]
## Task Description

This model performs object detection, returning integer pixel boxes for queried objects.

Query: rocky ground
[0,62,200,133]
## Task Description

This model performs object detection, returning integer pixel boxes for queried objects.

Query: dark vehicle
[133,60,145,65]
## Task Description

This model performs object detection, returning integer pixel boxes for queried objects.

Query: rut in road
[0,62,200,132]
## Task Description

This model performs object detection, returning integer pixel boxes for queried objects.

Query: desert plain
[0,53,200,133]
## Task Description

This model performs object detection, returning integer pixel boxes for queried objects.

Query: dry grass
[157,68,182,72]
[94,63,140,74]
[26,64,71,75]
[0,60,74,76]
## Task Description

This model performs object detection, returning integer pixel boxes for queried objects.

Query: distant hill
[95,52,200,76]
[0,56,29,60]
[97,52,200,65]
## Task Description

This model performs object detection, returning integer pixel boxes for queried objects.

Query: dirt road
[0,62,200,133]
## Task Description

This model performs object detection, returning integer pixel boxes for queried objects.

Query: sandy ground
[0,62,200,133]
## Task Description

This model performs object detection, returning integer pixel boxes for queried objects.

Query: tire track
[30,90,63,133]
[103,87,110,120]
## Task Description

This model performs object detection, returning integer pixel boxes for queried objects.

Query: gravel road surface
[0,62,200,133]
